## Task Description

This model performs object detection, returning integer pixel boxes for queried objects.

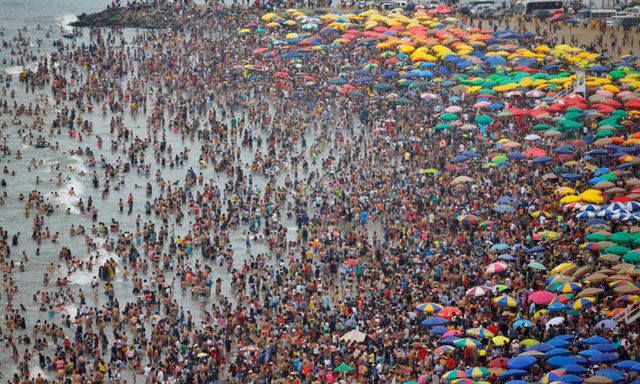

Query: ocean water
[0,0,321,379]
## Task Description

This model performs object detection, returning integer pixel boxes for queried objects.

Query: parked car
[525,9,552,21]
[611,15,640,29]
[478,7,497,17]
[470,3,497,15]
[459,0,495,14]
[547,13,573,23]
[491,8,513,17]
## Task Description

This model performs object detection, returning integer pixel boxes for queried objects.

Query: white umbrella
[546,316,565,329]
[340,330,367,343]
[525,134,541,141]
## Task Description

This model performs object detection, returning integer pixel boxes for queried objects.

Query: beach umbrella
[466,368,490,378]
[494,296,520,307]
[530,291,556,304]
[454,338,482,348]
[444,370,469,380]
[334,364,354,372]
[493,336,511,346]
[485,262,509,274]
[513,320,534,328]
[340,330,367,343]
[437,307,463,319]
[422,317,448,327]
[467,286,492,297]
[548,357,579,367]
[467,327,495,339]
[589,353,619,364]
[507,356,537,369]
[417,303,443,313]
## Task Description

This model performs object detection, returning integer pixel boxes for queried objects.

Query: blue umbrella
[564,365,588,375]
[499,370,529,379]
[461,151,481,158]
[548,303,567,311]
[429,326,450,334]
[590,149,609,156]
[494,205,517,214]
[547,348,572,357]
[548,339,570,348]
[507,152,527,160]
[615,360,640,370]
[528,246,547,254]
[548,356,578,367]
[560,375,584,384]
[281,52,303,58]
[450,155,469,163]
[497,254,515,260]
[591,66,611,72]
[598,372,625,383]
[528,343,554,353]
[499,196,515,203]
[533,156,552,164]
[381,71,397,77]
[554,147,573,155]
[569,356,589,365]
[586,219,608,227]
[491,244,511,251]
[589,353,619,364]
[578,350,602,358]
[561,173,583,180]
[507,356,537,369]
[354,76,373,83]
[422,317,448,327]
[584,336,611,345]
[439,336,461,345]
[590,343,617,352]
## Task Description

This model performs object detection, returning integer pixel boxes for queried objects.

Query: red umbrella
[488,357,510,368]
[274,72,289,78]
[611,196,632,203]
[524,148,548,159]
[437,306,463,319]
[625,99,640,109]
[529,290,556,304]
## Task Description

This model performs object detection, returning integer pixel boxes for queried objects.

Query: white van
[588,9,617,20]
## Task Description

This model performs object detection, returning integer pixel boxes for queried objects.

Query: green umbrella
[435,123,453,130]
[393,97,415,104]
[328,78,347,85]
[606,245,630,255]
[610,71,626,79]
[255,28,266,33]
[440,113,458,121]
[349,90,366,97]
[409,81,430,88]
[493,156,508,164]
[398,80,414,87]
[622,252,640,263]
[601,173,618,181]
[532,124,550,131]
[612,110,629,117]
[478,89,496,95]
[475,115,493,124]
[250,75,263,80]
[610,233,631,243]
[596,130,614,137]
[528,261,546,270]
[334,364,355,372]
[586,233,608,241]
[563,121,583,130]
[553,167,568,173]
[373,83,392,90]
[566,107,583,113]
[564,112,582,120]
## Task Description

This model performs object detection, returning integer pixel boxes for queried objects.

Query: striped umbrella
[417,303,443,313]
[467,286,492,297]
[453,338,482,348]
[458,214,481,224]
[444,370,469,380]
[466,327,495,339]
[572,297,596,310]
[556,283,582,294]
[465,368,491,378]
[435,345,455,354]
[493,295,520,307]
[540,369,567,384]
[540,230,562,239]
[485,262,509,274]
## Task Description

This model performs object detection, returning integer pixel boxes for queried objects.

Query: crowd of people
[0,1,640,384]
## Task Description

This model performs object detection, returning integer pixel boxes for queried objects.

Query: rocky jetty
[71,3,199,29]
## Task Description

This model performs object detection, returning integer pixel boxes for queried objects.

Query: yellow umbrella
[560,195,582,204]
[262,13,277,21]
[492,336,510,346]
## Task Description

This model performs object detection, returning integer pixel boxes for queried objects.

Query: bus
[513,0,563,17]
